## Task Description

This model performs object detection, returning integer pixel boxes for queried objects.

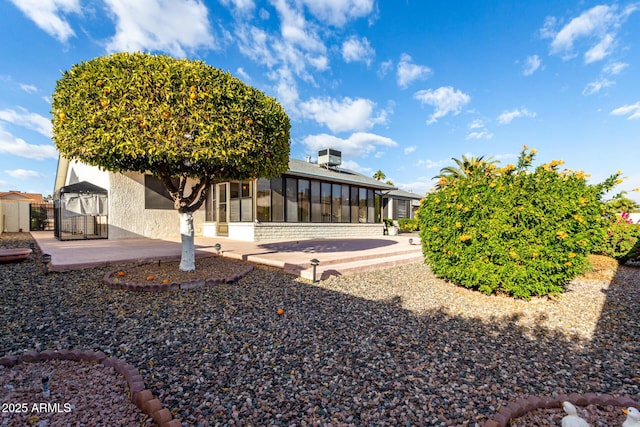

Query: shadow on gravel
[1,233,638,426]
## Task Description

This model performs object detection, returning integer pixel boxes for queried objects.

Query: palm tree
[373,170,386,181]
[608,191,640,213]
[433,155,499,188]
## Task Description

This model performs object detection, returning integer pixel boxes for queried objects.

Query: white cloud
[404,146,416,155]
[603,61,628,75]
[341,36,374,66]
[416,158,449,169]
[19,84,38,94]
[236,67,251,81]
[301,132,397,158]
[219,0,255,14]
[299,97,387,132]
[466,130,494,140]
[104,0,216,57]
[611,102,640,120]
[582,78,614,96]
[300,0,375,27]
[0,126,58,160]
[0,107,52,137]
[4,169,43,179]
[497,108,536,125]
[523,54,541,76]
[8,0,80,42]
[340,159,372,175]
[542,4,637,63]
[414,86,470,124]
[397,53,432,89]
[584,33,615,64]
[396,179,429,196]
[377,59,393,78]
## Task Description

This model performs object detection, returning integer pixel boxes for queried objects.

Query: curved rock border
[103,264,254,292]
[0,349,181,427]
[483,393,639,427]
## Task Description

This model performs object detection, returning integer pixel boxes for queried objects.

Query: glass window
[241,181,253,222]
[256,179,270,222]
[341,185,350,223]
[351,187,359,224]
[271,177,284,222]
[332,184,342,223]
[311,181,321,222]
[230,181,240,222]
[144,175,176,210]
[367,189,375,223]
[286,177,298,222]
[321,182,332,223]
[374,191,382,223]
[205,184,216,222]
[359,188,367,223]
[298,179,310,222]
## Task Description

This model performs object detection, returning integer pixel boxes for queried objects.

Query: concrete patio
[30,231,423,280]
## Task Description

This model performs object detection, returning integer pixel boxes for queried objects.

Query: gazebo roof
[59,181,108,195]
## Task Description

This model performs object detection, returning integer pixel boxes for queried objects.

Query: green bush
[398,218,419,232]
[592,213,640,264]
[383,218,394,228]
[417,147,620,299]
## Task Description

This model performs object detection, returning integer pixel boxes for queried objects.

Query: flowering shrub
[417,147,620,299]
[398,218,419,232]
[592,212,640,264]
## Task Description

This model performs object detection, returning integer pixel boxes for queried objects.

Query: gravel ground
[1,232,639,426]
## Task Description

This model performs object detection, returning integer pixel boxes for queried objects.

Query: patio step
[298,250,424,281]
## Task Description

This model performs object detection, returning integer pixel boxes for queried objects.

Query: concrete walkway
[31,231,424,280]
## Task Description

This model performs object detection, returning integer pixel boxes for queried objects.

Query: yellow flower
[633,188,639,192]
[489,182,496,188]
[435,198,441,204]
[524,157,531,162]
[439,177,447,186]
[556,231,568,239]
[432,226,439,232]
[575,171,585,179]
[615,179,623,184]
[568,252,576,258]
[455,221,462,228]
[531,148,537,154]
[531,253,538,258]
[456,203,463,210]
[459,235,471,242]
[564,262,572,267]
[463,207,470,212]
[509,251,518,258]
[579,197,587,205]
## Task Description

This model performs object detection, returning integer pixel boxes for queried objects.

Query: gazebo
[54,181,108,240]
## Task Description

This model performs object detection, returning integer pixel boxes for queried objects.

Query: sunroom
[202,154,395,242]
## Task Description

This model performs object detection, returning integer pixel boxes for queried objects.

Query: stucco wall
[65,161,110,190]
[108,172,205,239]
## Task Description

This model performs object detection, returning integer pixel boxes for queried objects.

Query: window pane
[350,187,358,223]
[359,188,367,223]
[311,181,321,222]
[341,185,350,223]
[298,179,310,222]
[321,182,332,223]
[374,191,382,223]
[286,177,298,222]
[205,184,215,222]
[256,179,270,222]
[271,178,284,222]
[367,189,374,223]
[332,184,341,223]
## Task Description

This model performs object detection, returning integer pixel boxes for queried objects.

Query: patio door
[216,183,229,236]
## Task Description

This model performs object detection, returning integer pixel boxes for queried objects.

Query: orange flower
[147,275,154,281]
[277,308,284,316]
[117,271,125,277]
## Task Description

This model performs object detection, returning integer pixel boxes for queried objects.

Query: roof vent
[317,148,341,167]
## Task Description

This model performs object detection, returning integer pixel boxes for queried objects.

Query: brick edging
[483,393,640,427]
[0,349,181,427]
[103,264,254,292]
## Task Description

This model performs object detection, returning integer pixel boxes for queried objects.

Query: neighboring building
[0,191,49,233]
[54,150,396,242]
[383,189,423,220]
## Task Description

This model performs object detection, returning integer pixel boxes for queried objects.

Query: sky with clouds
[0,0,639,203]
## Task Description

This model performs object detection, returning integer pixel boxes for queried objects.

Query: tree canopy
[52,52,291,213]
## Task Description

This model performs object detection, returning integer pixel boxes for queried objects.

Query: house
[54,149,396,241]
[383,189,423,221]
[0,191,49,233]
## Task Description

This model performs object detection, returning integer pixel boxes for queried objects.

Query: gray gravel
[1,233,639,426]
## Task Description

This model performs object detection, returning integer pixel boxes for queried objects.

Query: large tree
[433,155,499,189]
[52,52,291,271]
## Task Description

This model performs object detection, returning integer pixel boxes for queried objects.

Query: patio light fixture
[310,258,320,283]
[40,253,52,274]
[408,238,414,245]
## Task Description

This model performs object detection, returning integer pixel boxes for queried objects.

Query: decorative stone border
[483,393,640,427]
[0,349,182,427]
[103,265,255,292]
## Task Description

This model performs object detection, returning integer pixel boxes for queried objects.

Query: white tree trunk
[179,211,195,271]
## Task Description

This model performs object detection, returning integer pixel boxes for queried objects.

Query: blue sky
[0,0,639,203]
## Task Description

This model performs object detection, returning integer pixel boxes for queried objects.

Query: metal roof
[385,188,423,199]
[286,158,396,190]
